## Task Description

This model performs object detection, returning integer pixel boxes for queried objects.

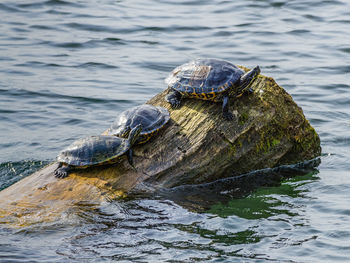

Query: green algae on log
[0,69,321,227]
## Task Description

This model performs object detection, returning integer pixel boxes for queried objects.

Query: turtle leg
[127,149,134,166]
[126,149,134,166]
[166,89,182,108]
[54,163,72,179]
[222,93,233,121]
[126,149,137,171]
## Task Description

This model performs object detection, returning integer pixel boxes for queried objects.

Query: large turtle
[54,124,142,178]
[165,58,261,120]
[106,104,170,144]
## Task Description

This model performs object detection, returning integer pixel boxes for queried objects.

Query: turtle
[106,104,170,144]
[53,124,142,178]
[165,58,261,120]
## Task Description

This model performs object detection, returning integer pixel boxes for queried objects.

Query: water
[1,0,350,261]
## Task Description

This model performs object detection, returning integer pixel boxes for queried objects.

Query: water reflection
[209,171,319,219]
[157,158,320,213]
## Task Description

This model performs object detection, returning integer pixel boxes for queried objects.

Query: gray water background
[0,0,350,262]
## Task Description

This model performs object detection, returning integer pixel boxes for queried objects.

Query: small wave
[319,65,350,74]
[89,38,158,47]
[45,0,80,6]
[15,61,58,68]
[104,37,123,42]
[303,14,324,22]
[62,118,84,125]
[287,0,345,10]
[212,31,234,37]
[330,19,350,24]
[62,22,124,34]
[78,38,127,47]
[318,83,350,92]
[103,37,126,45]
[5,70,35,76]
[0,56,15,62]
[0,88,133,105]
[78,62,118,69]
[62,22,211,35]
[45,9,71,15]
[16,0,82,9]
[235,22,256,28]
[47,38,127,49]
[29,24,58,31]
[145,25,211,32]
[156,0,211,6]
[0,3,26,13]
[14,61,118,70]
[138,40,159,45]
[0,109,18,114]
[133,61,173,72]
[287,29,311,35]
[338,47,350,54]
[0,160,49,191]
[6,36,27,41]
[54,42,85,49]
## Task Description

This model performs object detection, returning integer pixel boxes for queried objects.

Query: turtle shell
[57,135,129,168]
[107,104,170,144]
[165,58,245,96]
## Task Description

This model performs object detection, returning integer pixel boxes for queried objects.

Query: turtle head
[238,66,261,94]
[118,126,131,138]
[127,124,143,146]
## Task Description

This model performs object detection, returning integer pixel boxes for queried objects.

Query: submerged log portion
[0,70,321,227]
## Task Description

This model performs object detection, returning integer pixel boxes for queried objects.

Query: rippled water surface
[1,0,350,262]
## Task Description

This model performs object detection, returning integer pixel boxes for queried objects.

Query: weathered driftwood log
[0,70,321,227]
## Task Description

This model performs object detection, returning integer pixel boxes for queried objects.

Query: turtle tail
[127,124,143,146]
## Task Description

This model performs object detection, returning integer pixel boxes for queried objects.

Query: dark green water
[1,0,350,262]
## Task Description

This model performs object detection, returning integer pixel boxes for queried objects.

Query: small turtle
[106,104,170,144]
[165,58,261,120]
[54,124,142,178]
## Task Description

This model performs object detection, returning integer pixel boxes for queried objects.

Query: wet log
[0,69,321,227]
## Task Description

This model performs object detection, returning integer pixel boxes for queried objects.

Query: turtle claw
[166,90,182,109]
[166,96,181,109]
[54,166,70,179]
[54,170,67,179]
[170,100,181,109]
[223,111,234,121]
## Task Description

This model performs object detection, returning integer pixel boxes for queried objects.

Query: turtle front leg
[54,163,72,179]
[222,93,233,121]
[166,89,182,108]
[126,149,137,171]
[127,149,134,166]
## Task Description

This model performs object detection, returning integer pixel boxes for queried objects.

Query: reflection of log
[0,70,321,227]
[156,158,321,212]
